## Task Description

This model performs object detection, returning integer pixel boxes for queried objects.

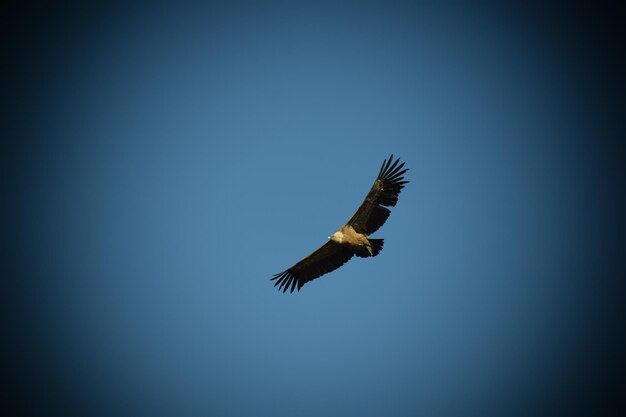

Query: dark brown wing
[347,154,409,234]
[271,241,354,293]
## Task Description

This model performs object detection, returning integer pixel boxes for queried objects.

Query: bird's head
[329,230,344,243]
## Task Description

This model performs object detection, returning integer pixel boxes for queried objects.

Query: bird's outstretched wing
[271,241,354,293]
[347,154,409,235]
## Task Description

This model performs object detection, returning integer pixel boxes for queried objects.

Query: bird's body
[330,225,377,256]
[272,154,409,293]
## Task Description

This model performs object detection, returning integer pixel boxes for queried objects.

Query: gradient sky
[5,2,623,416]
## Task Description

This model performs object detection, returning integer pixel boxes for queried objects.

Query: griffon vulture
[272,154,409,293]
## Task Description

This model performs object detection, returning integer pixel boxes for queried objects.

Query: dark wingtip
[379,154,394,177]
[271,270,301,294]
[380,155,409,180]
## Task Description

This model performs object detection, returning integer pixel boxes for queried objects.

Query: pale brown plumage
[271,154,409,293]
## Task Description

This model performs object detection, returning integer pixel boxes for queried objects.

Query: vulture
[271,154,409,293]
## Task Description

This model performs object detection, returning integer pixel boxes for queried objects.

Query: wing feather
[271,241,354,293]
[347,154,409,234]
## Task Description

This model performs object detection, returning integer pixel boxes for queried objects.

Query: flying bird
[271,154,409,293]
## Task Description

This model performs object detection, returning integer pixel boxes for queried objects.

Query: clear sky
[6,2,622,416]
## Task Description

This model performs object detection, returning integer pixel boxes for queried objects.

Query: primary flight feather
[271,154,409,293]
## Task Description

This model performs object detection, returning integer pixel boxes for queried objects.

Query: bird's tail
[370,239,384,257]
[355,239,384,258]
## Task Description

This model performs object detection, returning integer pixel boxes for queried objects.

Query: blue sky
[6,2,622,416]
